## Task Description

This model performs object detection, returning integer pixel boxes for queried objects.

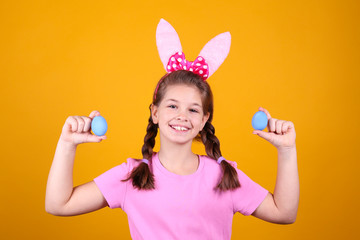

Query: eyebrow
[165,99,202,107]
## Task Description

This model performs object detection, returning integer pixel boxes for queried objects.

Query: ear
[151,104,159,124]
[198,32,231,78]
[201,112,210,130]
[156,19,183,71]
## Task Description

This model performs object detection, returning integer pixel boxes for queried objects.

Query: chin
[161,133,197,146]
[168,137,194,145]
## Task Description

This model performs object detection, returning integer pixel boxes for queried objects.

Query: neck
[158,139,198,173]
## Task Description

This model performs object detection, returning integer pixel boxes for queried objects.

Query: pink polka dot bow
[167,52,209,80]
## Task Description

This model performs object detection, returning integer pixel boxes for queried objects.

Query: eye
[168,104,177,109]
[189,108,199,113]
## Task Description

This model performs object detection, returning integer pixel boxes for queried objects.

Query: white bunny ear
[199,32,231,78]
[156,19,183,71]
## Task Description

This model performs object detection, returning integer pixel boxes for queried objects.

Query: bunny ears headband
[156,19,231,80]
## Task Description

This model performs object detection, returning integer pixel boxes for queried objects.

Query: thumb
[253,130,272,142]
[85,134,107,143]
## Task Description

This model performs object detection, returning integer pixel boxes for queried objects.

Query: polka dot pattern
[166,52,209,80]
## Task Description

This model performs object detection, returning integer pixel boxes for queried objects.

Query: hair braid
[121,114,157,190]
[142,114,158,159]
[201,122,241,191]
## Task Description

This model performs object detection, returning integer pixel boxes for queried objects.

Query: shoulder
[94,157,147,186]
[100,157,144,176]
[200,155,238,168]
[126,157,144,169]
[200,155,238,178]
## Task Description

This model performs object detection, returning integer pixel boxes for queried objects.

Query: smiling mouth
[169,124,190,131]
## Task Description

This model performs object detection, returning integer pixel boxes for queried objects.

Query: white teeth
[172,125,188,131]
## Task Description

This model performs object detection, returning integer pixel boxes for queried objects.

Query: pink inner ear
[199,32,231,78]
[156,19,183,71]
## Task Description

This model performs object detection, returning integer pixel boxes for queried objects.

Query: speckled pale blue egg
[91,116,108,136]
[252,111,268,130]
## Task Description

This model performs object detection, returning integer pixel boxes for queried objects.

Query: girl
[45,19,299,240]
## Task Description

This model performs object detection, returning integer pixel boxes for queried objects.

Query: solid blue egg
[91,116,108,136]
[252,111,268,130]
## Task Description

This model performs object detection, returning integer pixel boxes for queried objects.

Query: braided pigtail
[122,113,157,190]
[201,121,240,191]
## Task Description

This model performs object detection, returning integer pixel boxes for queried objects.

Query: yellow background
[1,0,359,239]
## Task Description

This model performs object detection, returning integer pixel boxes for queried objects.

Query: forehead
[162,84,203,105]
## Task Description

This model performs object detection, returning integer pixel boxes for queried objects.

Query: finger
[268,118,277,132]
[74,116,85,133]
[82,116,92,132]
[282,121,294,134]
[282,121,290,134]
[258,107,272,119]
[275,120,285,134]
[66,116,78,133]
[89,110,100,119]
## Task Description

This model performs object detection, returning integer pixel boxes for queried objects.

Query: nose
[176,111,188,121]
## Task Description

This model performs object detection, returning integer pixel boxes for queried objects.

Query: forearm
[273,146,299,222]
[45,138,77,213]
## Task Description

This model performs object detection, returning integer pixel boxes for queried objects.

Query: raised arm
[251,107,299,224]
[45,111,108,216]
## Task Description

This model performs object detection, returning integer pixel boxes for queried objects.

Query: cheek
[158,110,173,124]
[192,115,205,128]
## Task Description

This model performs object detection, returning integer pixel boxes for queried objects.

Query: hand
[60,110,107,146]
[253,107,296,150]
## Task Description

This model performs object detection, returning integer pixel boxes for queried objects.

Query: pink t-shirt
[94,153,268,240]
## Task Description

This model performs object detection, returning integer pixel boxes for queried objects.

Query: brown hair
[122,70,240,191]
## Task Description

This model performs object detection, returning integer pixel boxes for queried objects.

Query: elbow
[45,201,66,216]
[45,204,60,216]
[279,213,297,224]
[45,206,56,215]
[45,199,55,215]
[45,207,66,216]
[282,217,296,224]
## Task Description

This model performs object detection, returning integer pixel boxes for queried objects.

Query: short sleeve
[94,158,136,209]
[230,161,269,216]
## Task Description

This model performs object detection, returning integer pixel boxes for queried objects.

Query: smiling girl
[45,19,299,240]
